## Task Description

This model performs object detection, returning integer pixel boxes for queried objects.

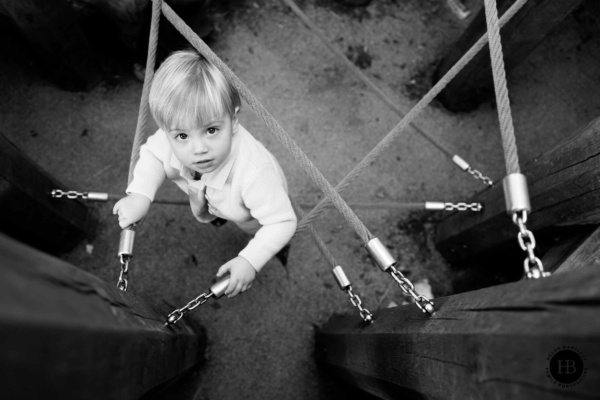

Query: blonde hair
[149,50,241,130]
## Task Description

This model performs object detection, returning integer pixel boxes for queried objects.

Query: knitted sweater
[127,124,297,272]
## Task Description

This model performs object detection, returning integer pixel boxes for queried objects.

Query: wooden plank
[0,232,205,400]
[316,265,600,400]
[435,117,600,264]
[0,0,101,91]
[433,0,583,112]
[540,226,598,273]
[555,225,600,273]
[0,133,97,254]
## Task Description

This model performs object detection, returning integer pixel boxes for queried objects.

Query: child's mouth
[194,160,213,170]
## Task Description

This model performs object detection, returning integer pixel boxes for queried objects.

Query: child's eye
[175,133,188,141]
[206,127,219,136]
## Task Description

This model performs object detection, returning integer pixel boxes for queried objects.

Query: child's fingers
[216,264,231,278]
[224,276,237,295]
[112,202,120,215]
[229,281,244,298]
[241,282,252,292]
[118,216,130,229]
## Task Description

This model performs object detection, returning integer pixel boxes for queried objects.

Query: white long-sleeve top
[126,124,297,272]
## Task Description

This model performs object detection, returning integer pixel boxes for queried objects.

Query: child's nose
[193,136,208,153]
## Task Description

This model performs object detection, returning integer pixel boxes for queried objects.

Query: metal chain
[388,266,435,314]
[165,292,214,326]
[51,189,88,199]
[117,255,130,291]
[444,202,483,212]
[345,286,373,323]
[467,167,494,187]
[512,211,550,279]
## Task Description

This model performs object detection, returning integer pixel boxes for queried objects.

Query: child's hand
[216,256,256,298]
[113,193,151,229]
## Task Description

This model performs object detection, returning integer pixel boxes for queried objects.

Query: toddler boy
[114,50,297,298]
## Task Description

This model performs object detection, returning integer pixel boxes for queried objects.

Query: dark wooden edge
[0,232,205,400]
[0,132,97,253]
[554,225,600,273]
[435,116,600,264]
[316,264,600,399]
[541,225,599,273]
[434,0,583,112]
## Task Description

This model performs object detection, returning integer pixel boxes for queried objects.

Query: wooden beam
[0,133,97,254]
[433,0,583,112]
[435,116,600,265]
[0,0,101,91]
[316,265,600,399]
[0,233,205,400]
[540,225,598,273]
[555,225,600,273]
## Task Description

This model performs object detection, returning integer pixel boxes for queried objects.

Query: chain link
[466,167,494,187]
[51,189,88,199]
[117,255,130,291]
[512,211,550,279]
[388,266,435,314]
[444,202,483,212]
[345,286,373,323]
[164,292,214,326]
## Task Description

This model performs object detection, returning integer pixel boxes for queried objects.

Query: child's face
[166,113,237,175]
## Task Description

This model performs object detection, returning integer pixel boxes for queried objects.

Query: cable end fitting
[118,226,136,258]
[332,266,351,290]
[366,238,397,272]
[425,202,445,211]
[502,173,531,215]
[452,155,469,171]
[209,276,230,299]
[87,192,109,201]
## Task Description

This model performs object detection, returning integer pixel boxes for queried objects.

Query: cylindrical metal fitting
[366,238,397,272]
[210,276,230,299]
[425,201,445,211]
[331,266,351,290]
[452,155,469,171]
[87,192,109,201]
[118,227,135,257]
[502,173,531,215]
